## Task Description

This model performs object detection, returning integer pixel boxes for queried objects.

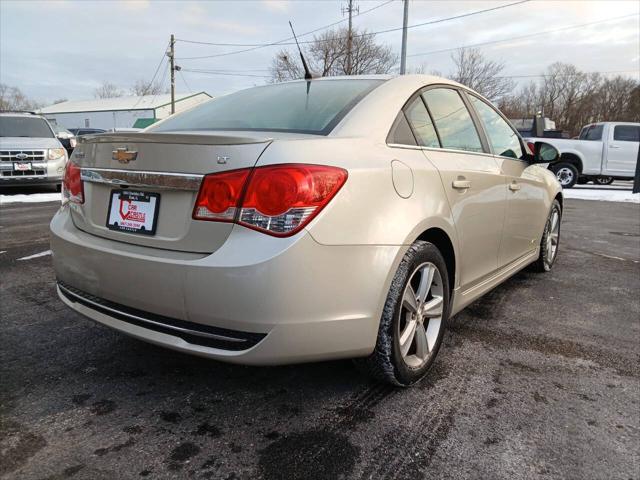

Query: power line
[176,0,393,48]
[178,0,530,60]
[131,42,169,109]
[148,57,170,107]
[178,69,193,93]
[498,70,639,79]
[181,68,271,78]
[358,0,530,37]
[407,13,640,57]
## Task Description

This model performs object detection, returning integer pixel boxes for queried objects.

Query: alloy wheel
[545,208,560,267]
[398,262,444,369]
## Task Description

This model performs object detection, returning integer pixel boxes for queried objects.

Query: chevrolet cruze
[51,75,562,386]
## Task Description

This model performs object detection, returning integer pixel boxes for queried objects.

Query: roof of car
[0,111,44,118]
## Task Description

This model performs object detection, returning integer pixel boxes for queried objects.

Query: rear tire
[551,163,578,188]
[355,241,450,387]
[530,200,561,272]
[595,176,614,185]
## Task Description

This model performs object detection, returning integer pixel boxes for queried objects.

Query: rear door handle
[452,180,471,190]
[509,182,521,191]
[609,144,621,149]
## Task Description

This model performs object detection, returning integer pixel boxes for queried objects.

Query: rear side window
[613,125,640,142]
[469,96,523,159]
[404,97,439,147]
[580,125,603,141]
[387,112,417,145]
[422,88,483,153]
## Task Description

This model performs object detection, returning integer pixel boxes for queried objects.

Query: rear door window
[404,97,439,148]
[613,125,640,142]
[468,96,523,159]
[421,88,483,153]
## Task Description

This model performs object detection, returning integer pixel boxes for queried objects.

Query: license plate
[14,162,31,171]
[106,190,160,235]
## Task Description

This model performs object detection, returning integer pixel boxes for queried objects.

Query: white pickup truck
[526,122,639,188]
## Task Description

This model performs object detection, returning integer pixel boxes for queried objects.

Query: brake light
[193,169,251,221]
[527,141,536,153]
[193,164,347,237]
[62,161,84,204]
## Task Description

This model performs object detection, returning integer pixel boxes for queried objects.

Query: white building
[39,92,212,130]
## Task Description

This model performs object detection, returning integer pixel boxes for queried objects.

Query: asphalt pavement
[1,196,639,480]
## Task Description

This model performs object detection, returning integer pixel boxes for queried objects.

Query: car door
[466,93,548,267]
[604,124,640,175]
[410,87,506,289]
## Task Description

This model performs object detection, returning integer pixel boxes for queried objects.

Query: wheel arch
[558,152,584,174]
[415,227,456,294]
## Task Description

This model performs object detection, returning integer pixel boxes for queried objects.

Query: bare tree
[129,79,165,96]
[451,48,514,102]
[94,82,123,99]
[0,84,41,111]
[270,27,397,82]
[500,62,639,136]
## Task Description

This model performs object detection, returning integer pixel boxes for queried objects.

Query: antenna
[288,21,314,80]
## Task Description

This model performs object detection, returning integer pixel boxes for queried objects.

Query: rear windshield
[0,116,54,138]
[150,79,385,135]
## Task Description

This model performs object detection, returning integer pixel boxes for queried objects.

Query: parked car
[526,122,640,188]
[51,75,562,386]
[69,128,106,136]
[0,112,67,190]
[50,124,77,157]
[105,128,142,133]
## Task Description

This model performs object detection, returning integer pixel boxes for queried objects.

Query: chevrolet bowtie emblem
[112,147,138,164]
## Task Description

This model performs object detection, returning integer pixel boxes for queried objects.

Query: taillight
[62,161,84,204]
[527,141,536,154]
[193,169,251,221]
[239,164,347,236]
[192,164,347,237]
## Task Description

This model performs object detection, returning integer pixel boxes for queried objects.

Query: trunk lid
[70,132,272,253]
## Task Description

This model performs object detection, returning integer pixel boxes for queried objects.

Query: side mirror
[528,141,559,164]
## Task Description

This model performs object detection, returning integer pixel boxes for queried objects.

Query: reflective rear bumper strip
[58,282,267,351]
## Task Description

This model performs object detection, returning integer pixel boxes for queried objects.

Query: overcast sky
[1,0,638,105]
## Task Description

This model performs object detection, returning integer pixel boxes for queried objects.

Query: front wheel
[530,200,562,272]
[355,241,450,386]
[551,163,579,188]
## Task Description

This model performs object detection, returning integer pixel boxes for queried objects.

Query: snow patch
[0,193,61,205]
[17,250,52,261]
[563,189,639,204]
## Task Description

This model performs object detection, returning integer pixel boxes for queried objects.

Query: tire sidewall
[388,242,450,386]
[541,200,562,271]
[552,163,579,189]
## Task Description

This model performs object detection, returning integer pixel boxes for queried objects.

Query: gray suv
[0,112,68,189]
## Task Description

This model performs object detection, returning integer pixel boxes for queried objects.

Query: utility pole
[399,0,409,75]
[169,34,176,114]
[343,0,358,75]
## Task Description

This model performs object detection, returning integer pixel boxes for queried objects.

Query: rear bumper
[50,207,404,365]
[0,175,62,186]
